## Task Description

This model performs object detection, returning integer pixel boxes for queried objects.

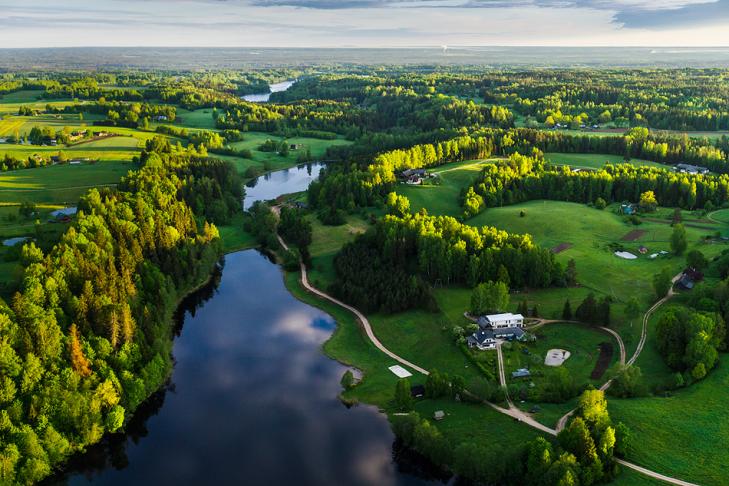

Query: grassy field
[396,158,501,217]
[545,152,667,170]
[306,213,370,288]
[0,161,136,205]
[0,136,142,162]
[175,108,218,129]
[609,357,729,486]
[504,322,618,385]
[467,200,728,354]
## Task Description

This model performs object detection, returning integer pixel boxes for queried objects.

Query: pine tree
[69,324,91,377]
[562,300,573,320]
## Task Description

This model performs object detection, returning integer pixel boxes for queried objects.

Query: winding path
[277,233,429,375]
[279,230,696,485]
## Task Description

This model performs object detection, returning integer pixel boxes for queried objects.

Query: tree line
[463,153,729,217]
[0,149,239,483]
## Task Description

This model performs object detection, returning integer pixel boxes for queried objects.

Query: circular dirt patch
[544,349,571,366]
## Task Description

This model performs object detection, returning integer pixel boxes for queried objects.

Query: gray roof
[467,330,496,345]
[50,207,77,218]
[512,368,531,378]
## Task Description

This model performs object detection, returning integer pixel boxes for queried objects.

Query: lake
[57,167,446,486]
[243,162,324,209]
[242,80,295,102]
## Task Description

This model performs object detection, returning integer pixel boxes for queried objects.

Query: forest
[0,145,239,483]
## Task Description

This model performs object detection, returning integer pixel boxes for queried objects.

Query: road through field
[278,228,696,486]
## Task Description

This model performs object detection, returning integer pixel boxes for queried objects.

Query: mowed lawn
[503,322,619,386]
[0,161,136,204]
[609,357,729,486]
[545,152,667,170]
[396,158,501,217]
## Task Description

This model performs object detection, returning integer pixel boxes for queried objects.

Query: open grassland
[467,200,728,353]
[545,152,667,170]
[0,136,142,162]
[175,108,218,129]
[0,161,136,205]
[306,213,370,288]
[609,357,729,486]
[0,115,162,143]
[468,200,725,303]
[217,212,257,254]
[369,309,485,383]
[396,158,501,217]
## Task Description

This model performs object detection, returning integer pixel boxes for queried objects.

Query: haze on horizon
[1,0,729,49]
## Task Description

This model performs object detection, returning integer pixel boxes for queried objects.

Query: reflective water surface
[242,80,296,102]
[243,162,324,209]
[58,251,445,485]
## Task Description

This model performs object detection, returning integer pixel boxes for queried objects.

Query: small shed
[512,368,531,379]
[410,384,425,398]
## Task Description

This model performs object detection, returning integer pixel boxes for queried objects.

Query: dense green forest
[2,66,729,486]
[0,146,239,482]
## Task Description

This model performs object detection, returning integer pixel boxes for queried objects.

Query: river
[242,80,296,102]
[56,167,446,485]
[243,162,324,209]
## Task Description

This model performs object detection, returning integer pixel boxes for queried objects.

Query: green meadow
[609,357,729,486]
[544,152,667,169]
[396,158,500,217]
[0,161,136,205]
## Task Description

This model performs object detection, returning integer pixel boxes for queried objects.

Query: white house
[478,313,524,329]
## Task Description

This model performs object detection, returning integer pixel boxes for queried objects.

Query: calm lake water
[56,168,446,486]
[243,162,324,209]
[242,80,295,102]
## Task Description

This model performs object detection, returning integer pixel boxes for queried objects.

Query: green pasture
[395,158,501,217]
[175,108,218,129]
[306,213,369,288]
[469,200,725,303]
[545,152,667,170]
[609,357,729,486]
[0,161,136,205]
[0,136,142,162]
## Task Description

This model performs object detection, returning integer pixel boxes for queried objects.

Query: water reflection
[56,251,443,486]
[243,162,323,209]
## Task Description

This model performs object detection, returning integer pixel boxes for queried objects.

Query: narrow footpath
[278,230,696,486]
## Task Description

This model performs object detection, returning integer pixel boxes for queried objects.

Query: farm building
[677,268,704,290]
[620,203,636,215]
[512,368,531,379]
[675,163,709,175]
[410,384,425,398]
[477,313,524,329]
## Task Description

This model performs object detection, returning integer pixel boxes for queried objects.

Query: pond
[243,162,324,209]
[242,80,296,103]
[57,167,446,486]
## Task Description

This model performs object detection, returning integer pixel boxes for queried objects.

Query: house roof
[493,327,525,338]
[484,313,524,322]
[468,330,496,345]
[512,368,531,378]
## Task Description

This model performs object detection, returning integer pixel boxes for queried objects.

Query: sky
[1,0,729,48]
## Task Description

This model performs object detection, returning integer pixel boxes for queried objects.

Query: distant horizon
[3,1,729,49]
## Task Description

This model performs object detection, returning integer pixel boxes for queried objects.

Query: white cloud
[0,0,727,47]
